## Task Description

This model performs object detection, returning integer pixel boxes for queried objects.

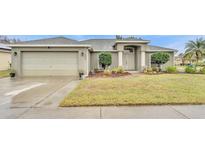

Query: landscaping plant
[166,66,177,73]
[112,66,124,74]
[99,52,112,69]
[183,37,205,64]
[103,69,112,76]
[185,66,196,73]
[151,52,170,71]
[143,67,158,74]
[152,67,160,73]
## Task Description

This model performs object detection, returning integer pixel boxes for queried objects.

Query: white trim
[92,50,119,52]
[146,50,176,52]
[0,50,11,53]
[0,44,11,50]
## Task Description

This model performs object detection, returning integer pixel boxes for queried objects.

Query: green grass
[60,74,205,106]
[0,70,10,78]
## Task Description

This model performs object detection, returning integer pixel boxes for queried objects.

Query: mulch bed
[89,71,131,78]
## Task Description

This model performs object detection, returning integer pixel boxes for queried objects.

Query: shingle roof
[13,37,176,52]
[147,45,177,52]
[80,39,116,50]
[17,36,80,45]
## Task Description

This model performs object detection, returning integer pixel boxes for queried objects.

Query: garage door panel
[22,51,78,76]
[23,69,78,76]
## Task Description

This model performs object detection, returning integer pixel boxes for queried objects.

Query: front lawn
[0,70,10,78]
[60,74,205,106]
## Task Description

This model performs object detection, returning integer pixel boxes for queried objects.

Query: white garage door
[22,51,78,76]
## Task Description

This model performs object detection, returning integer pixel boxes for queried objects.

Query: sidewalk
[18,105,205,119]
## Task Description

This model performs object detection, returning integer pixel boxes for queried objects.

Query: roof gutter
[146,49,178,52]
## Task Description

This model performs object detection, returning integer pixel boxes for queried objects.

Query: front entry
[123,50,135,70]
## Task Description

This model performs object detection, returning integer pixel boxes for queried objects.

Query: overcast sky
[7,35,205,54]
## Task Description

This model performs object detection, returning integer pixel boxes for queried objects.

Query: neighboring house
[175,53,184,65]
[9,37,177,77]
[0,44,11,70]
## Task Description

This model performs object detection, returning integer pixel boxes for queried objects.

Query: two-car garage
[22,51,78,76]
[11,44,90,77]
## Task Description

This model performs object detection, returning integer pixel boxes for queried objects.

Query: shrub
[143,67,158,74]
[200,67,205,74]
[151,52,170,71]
[147,67,153,73]
[99,52,112,69]
[94,68,99,73]
[112,66,124,74]
[152,67,160,72]
[185,66,196,73]
[166,66,177,73]
[103,69,112,76]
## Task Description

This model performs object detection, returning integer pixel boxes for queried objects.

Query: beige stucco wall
[11,45,175,76]
[11,47,90,77]
[0,51,11,70]
[90,52,118,70]
[145,52,174,70]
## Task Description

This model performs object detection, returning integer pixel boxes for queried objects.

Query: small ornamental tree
[151,52,170,71]
[99,52,112,69]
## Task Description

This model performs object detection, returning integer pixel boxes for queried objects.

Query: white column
[149,54,152,67]
[140,50,146,71]
[86,50,89,76]
[118,51,123,66]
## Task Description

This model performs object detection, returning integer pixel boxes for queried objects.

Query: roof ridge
[19,36,79,43]
[80,38,116,41]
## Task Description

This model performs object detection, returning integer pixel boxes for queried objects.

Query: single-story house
[9,37,177,77]
[175,53,184,65]
[0,44,11,70]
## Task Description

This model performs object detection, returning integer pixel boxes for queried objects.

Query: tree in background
[183,37,205,64]
[99,52,112,69]
[0,35,21,43]
[151,52,170,71]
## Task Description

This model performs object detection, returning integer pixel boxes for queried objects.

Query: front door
[123,50,135,70]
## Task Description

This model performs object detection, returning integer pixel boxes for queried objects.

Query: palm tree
[183,37,205,64]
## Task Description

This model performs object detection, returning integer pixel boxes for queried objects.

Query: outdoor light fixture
[81,52,84,57]
[14,52,17,56]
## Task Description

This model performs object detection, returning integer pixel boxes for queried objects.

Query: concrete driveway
[1,77,205,119]
[0,77,78,118]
